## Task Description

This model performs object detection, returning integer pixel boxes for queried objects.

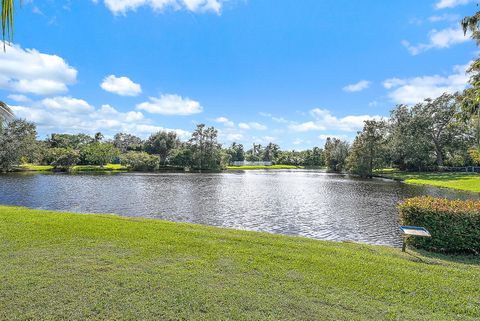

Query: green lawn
[70,163,128,172]
[227,164,304,170]
[16,163,128,172]
[17,163,54,171]
[1,206,479,320]
[378,171,480,193]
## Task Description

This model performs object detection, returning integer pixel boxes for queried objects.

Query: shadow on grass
[383,172,479,182]
[406,248,480,266]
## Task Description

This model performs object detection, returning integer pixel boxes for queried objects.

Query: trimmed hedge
[398,197,480,254]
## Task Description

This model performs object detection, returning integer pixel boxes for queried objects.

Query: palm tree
[0,101,14,128]
[1,0,19,48]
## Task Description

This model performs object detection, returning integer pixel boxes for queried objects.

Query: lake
[0,170,477,247]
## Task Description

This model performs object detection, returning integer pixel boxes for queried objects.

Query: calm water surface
[0,170,477,247]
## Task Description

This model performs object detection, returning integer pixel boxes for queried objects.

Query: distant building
[231,161,272,166]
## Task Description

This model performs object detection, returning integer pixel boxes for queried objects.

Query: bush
[120,152,159,171]
[45,148,80,167]
[398,197,480,254]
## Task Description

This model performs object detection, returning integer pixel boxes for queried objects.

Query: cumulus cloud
[101,0,223,15]
[7,94,31,103]
[343,80,371,92]
[289,108,382,132]
[428,13,459,22]
[10,97,190,139]
[259,112,289,123]
[0,44,77,95]
[435,0,472,9]
[136,94,203,116]
[41,96,95,114]
[100,75,142,96]
[214,116,234,127]
[238,122,267,130]
[402,27,470,55]
[383,62,470,105]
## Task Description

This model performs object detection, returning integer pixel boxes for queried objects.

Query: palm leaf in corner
[0,101,14,127]
[1,0,20,49]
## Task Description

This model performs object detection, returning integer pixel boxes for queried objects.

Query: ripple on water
[0,170,477,247]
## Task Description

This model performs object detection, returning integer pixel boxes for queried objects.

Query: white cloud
[10,97,190,139]
[100,75,142,96]
[225,133,243,141]
[101,0,222,15]
[402,27,470,55]
[435,0,472,9]
[136,94,203,116]
[383,62,470,105]
[428,13,459,22]
[343,80,371,92]
[238,122,267,130]
[289,108,382,132]
[259,112,289,123]
[7,94,31,103]
[214,116,234,127]
[0,44,77,95]
[41,96,95,114]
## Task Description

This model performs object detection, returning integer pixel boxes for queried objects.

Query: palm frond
[0,100,14,127]
[1,0,20,50]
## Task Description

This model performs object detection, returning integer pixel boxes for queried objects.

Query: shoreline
[374,171,480,193]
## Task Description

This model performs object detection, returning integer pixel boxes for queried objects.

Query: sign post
[400,226,431,252]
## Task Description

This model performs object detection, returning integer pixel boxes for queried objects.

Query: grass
[377,171,480,193]
[70,164,128,172]
[16,163,128,172]
[16,163,54,171]
[1,206,480,320]
[227,164,304,170]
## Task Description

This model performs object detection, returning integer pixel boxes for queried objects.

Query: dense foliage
[0,119,37,172]
[399,197,480,254]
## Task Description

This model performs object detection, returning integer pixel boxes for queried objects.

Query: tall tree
[347,120,388,177]
[422,93,461,166]
[189,124,226,170]
[227,142,245,162]
[462,10,480,146]
[0,119,36,172]
[80,143,119,166]
[113,133,143,153]
[145,131,180,166]
[263,143,280,162]
[324,137,349,172]
[388,104,432,171]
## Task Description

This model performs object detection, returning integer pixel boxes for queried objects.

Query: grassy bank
[70,164,128,172]
[17,164,54,171]
[376,171,480,193]
[227,164,304,170]
[1,206,479,320]
[16,163,128,172]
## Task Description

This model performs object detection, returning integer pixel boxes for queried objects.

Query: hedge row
[398,196,480,254]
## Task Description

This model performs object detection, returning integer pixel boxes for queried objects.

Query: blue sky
[1,0,477,149]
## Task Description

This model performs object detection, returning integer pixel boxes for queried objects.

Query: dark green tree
[80,143,119,166]
[324,137,349,172]
[145,131,180,166]
[0,119,36,172]
[347,120,388,177]
[113,133,143,152]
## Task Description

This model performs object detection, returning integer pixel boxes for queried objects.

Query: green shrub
[44,147,80,167]
[120,152,159,171]
[398,197,480,254]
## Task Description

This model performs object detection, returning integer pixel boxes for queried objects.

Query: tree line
[0,120,326,172]
[1,90,479,174]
